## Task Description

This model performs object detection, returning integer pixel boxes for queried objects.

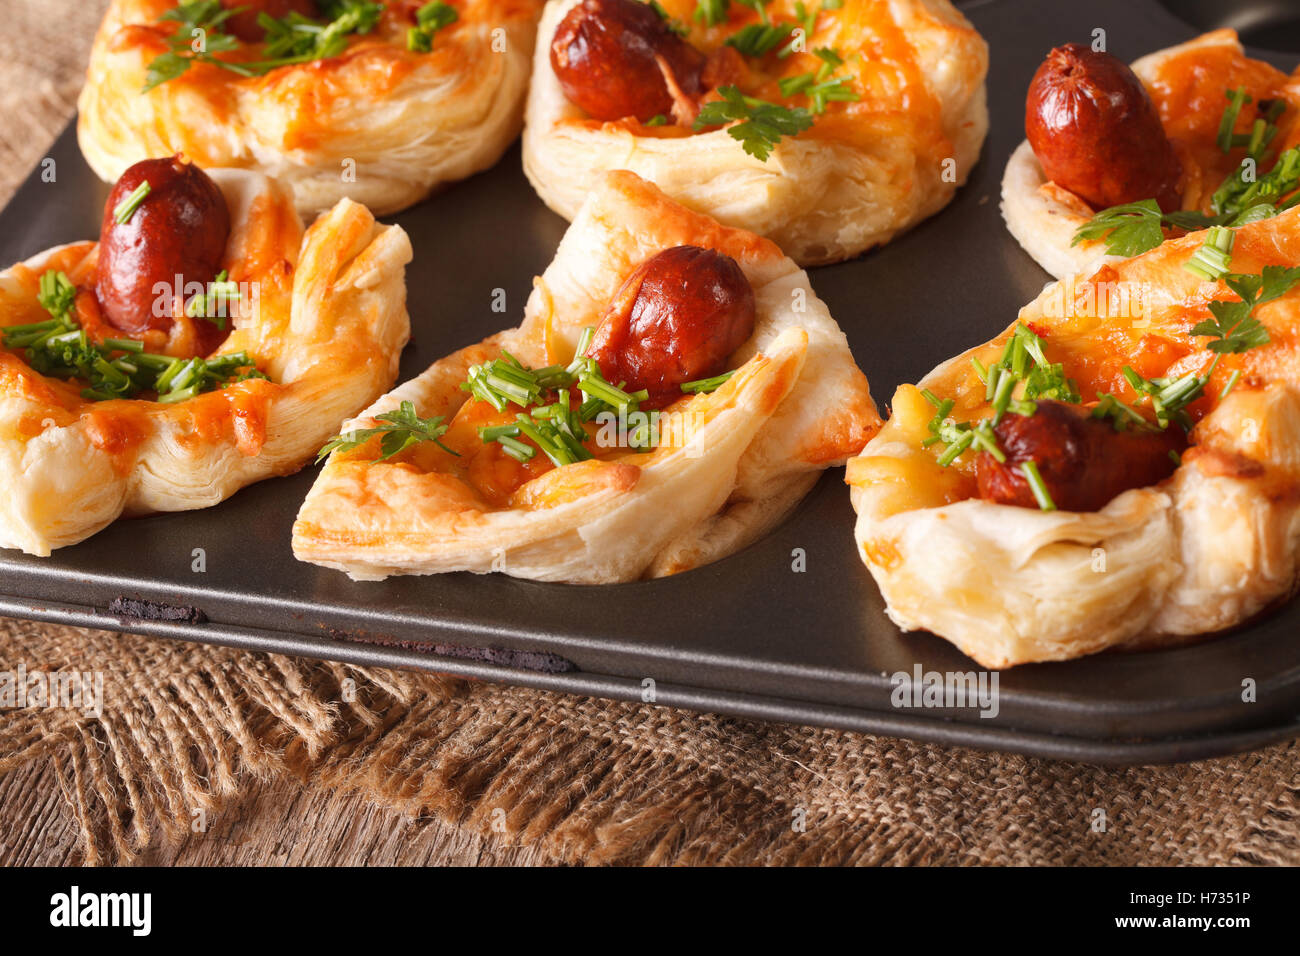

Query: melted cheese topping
[849,210,1300,518]
[332,339,786,511]
[584,0,965,166]
[109,0,542,134]
[0,191,302,464]
[1144,34,1300,212]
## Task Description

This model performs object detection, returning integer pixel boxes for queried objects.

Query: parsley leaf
[1071,200,1165,257]
[143,0,385,91]
[694,85,813,161]
[317,400,456,463]
[1190,265,1300,355]
[143,0,248,91]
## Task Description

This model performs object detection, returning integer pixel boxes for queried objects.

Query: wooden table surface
[0,749,557,865]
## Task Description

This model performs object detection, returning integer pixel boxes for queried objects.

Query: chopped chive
[990,368,1017,422]
[153,358,185,393]
[681,371,735,394]
[478,423,521,442]
[514,415,572,467]
[936,431,974,467]
[579,374,636,409]
[1019,460,1056,511]
[1184,226,1234,280]
[1217,88,1251,153]
[2,317,61,336]
[102,337,144,353]
[131,352,177,370]
[1220,368,1241,398]
[113,181,152,225]
[496,435,535,461]
[158,384,200,404]
[567,327,596,375]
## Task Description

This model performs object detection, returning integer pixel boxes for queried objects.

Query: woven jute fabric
[1,0,1298,867]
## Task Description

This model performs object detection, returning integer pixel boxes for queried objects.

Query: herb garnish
[776,47,859,113]
[726,21,794,57]
[694,86,814,160]
[184,269,241,329]
[2,270,265,402]
[143,0,386,92]
[1183,225,1234,280]
[921,324,1080,511]
[317,400,455,463]
[1092,265,1295,431]
[918,264,1293,510]
[693,0,729,27]
[456,327,734,463]
[681,370,734,393]
[1074,90,1299,256]
[406,1,458,52]
[113,182,153,225]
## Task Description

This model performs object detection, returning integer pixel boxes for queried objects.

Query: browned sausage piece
[96,155,230,336]
[219,0,319,43]
[551,0,705,122]
[585,245,756,406]
[975,400,1184,512]
[1026,44,1182,212]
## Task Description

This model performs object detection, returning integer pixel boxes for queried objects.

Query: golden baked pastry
[78,0,543,216]
[848,206,1300,667]
[0,157,410,555]
[294,170,881,581]
[522,0,988,265]
[1004,30,1300,279]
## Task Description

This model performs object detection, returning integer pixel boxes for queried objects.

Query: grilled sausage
[1026,44,1183,212]
[586,245,756,405]
[551,0,706,122]
[220,0,319,43]
[96,155,230,336]
[976,400,1184,512]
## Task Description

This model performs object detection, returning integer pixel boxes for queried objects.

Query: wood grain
[0,756,559,866]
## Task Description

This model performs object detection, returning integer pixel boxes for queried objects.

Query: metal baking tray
[3,0,1300,765]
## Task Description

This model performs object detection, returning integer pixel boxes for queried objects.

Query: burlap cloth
[1,0,1297,867]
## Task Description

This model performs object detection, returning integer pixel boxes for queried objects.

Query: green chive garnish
[1019,460,1056,512]
[113,181,152,225]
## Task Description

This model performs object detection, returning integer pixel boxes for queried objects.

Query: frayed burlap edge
[2,617,1300,866]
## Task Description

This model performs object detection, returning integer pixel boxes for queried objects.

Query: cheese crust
[293,170,881,581]
[0,170,411,555]
[522,0,988,266]
[1002,30,1300,279]
[848,207,1300,668]
[77,0,543,216]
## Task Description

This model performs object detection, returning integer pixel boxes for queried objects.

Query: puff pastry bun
[294,170,881,582]
[0,169,411,555]
[78,0,543,217]
[522,0,988,266]
[1003,30,1300,279]
[847,207,1300,668]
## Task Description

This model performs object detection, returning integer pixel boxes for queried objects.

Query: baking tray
[3,0,1300,765]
